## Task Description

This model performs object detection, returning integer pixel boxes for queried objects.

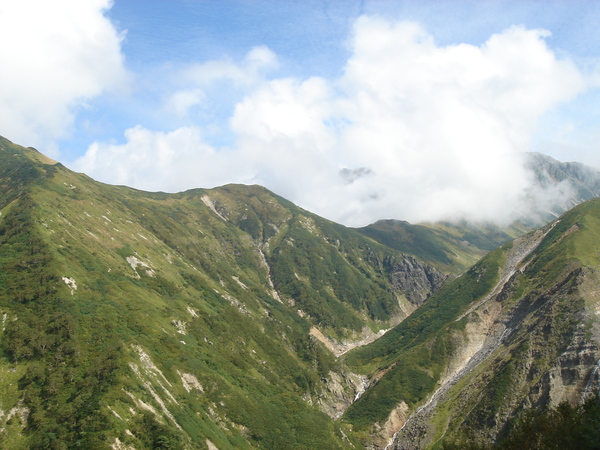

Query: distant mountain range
[0,135,599,449]
[357,152,600,276]
[524,152,600,223]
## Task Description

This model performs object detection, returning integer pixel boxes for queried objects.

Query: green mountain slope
[356,219,529,275]
[357,154,600,277]
[3,134,599,449]
[342,198,600,448]
[0,137,447,449]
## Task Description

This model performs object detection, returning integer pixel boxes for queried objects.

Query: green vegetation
[343,247,504,429]
[442,395,600,449]
[2,135,600,449]
[0,195,122,447]
[357,219,527,275]
[343,201,600,439]
[348,247,504,369]
[0,137,425,448]
[499,395,600,450]
[357,220,455,268]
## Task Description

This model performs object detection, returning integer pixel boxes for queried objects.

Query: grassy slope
[0,137,443,448]
[357,219,529,275]
[430,200,600,447]
[342,199,600,446]
[0,142,345,448]
[342,246,505,431]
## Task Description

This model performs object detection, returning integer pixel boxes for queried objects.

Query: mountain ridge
[1,135,600,449]
[0,136,447,448]
[342,198,600,448]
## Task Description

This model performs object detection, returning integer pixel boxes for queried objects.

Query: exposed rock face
[525,152,600,223]
[317,370,369,419]
[391,272,600,449]
[388,223,600,449]
[309,326,390,357]
[528,329,600,409]
[386,255,448,307]
[372,402,409,449]
[312,258,447,427]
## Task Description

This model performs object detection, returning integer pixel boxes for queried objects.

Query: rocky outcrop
[389,271,598,448]
[527,328,600,409]
[527,153,600,203]
[525,152,600,224]
[309,326,390,357]
[386,255,448,307]
[387,222,600,449]
[317,370,369,419]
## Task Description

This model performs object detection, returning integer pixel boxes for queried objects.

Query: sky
[1,0,600,227]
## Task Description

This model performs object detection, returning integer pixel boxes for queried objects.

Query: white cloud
[232,77,333,143]
[328,18,585,225]
[74,17,588,227]
[183,45,278,86]
[0,0,128,150]
[165,46,278,116]
[166,89,205,118]
[229,76,340,208]
[74,126,244,192]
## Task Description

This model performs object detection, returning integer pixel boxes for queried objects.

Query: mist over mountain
[2,2,600,448]
[523,152,600,223]
[74,138,600,230]
[351,153,600,277]
[1,135,600,449]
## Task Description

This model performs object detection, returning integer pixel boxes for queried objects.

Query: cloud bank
[8,9,586,226]
[0,0,128,151]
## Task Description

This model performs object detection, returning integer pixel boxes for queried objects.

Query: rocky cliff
[344,200,600,448]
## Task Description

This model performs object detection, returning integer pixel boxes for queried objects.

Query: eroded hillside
[343,199,600,448]
[0,137,445,449]
[1,135,599,449]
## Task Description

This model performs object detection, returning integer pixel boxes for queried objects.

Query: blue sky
[1,0,599,226]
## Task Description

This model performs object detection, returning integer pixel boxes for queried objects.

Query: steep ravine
[312,256,449,420]
[385,223,560,449]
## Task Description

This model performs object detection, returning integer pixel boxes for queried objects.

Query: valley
[0,135,600,449]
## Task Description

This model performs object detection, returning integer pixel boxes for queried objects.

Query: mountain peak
[1,137,599,448]
[0,137,449,448]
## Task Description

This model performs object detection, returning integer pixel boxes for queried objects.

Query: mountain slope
[342,198,600,448]
[356,220,530,275]
[526,152,600,222]
[0,136,446,449]
[357,153,600,277]
[2,134,599,449]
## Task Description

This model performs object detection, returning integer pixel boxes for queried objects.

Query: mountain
[525,152,600,222]
[356,220,529,275]
[357,153,600,277]
[0,136,445,449]
[1,134,600,450]
[342,198,600,448]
